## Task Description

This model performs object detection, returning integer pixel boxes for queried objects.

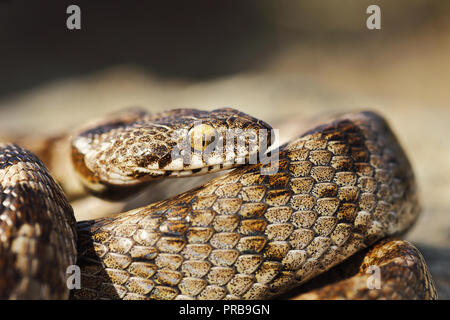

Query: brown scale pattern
[289,238,437,300]
[71,108,272,199]
[71,111,434,300]
[0,143,77,299]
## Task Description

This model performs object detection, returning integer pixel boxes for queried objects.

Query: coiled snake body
[0,109,437,299]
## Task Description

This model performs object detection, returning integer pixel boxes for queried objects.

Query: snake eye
[188,124,218,152]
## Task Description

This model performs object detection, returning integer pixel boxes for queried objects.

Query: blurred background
[0,0,448,298]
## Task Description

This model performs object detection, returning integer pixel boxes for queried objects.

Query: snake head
[71,108,273,199]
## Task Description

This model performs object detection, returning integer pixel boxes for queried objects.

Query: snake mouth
[134,159,246,178]
[77,160,241,201]
[128,151,259,180]
[73,145,264,199]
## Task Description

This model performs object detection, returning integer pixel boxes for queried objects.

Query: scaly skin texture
[67,111,434,300]
[70,108,272,199]
[287,238,437,299]
[0,144,77,299]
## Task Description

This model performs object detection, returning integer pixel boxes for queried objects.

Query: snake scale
[0,108,437,299]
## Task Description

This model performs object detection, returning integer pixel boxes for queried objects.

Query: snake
[0,108,437,300]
